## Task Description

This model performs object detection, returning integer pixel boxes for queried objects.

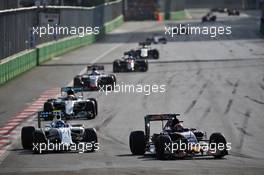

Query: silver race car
[21,112,98,154]
[74,65,116,91]
[43,87,97,120]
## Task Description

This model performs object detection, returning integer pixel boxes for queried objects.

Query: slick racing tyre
[209,133,228,159]
[150,49,159,59]
[21,126,35,150]
[155,135,171,160]
[83,128,98,152]
[87,98,98,116]
[33,130,47,154]
[73,76,83,87]
[85,101,97,119]
[129,131,146,155]
[43,101,54,120]
[109,74,116,89]
[113,61,120,73]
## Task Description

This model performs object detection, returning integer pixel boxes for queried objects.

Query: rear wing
[139,41,151,46]
[87,64,104,71]
[37,111,64,128]
[60,87,83,97]
[145,114,180,122]
[124,50,137,56]
[144,114,180,140]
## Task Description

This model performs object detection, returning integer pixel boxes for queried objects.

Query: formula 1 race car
[42,87,97,120]
[146,34,167,44]
[21,112,98,153]
[202,12,217,22]
[113,55,148,73]
[74,65,116,91]
[129,114,229,160]
[124,42,159,60]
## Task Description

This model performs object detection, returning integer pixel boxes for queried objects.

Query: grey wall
[0,1,122,60]
[0,0,18,10]
[158,0,185,12]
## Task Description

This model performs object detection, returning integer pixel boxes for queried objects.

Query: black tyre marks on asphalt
[196,69,202,76]
[95,112,117,132]
[184,83,207,114]
[232,81,239,94]
[196,106,211,127]
[95,110,128,147]
[225,99,233,114]
[184,100,197,114]
[245,96,264,105]
[236,110,252,150]
[259,83,264,91]
[224,80,239,114]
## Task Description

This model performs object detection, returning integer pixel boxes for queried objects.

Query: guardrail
[0,15,123,86]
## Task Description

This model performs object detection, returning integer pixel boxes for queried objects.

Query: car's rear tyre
[87,98,98,116]
[113,61,120,73]
[155,135,171,160]
[33,130,47,154]
[83,128,98,152]
[85,101,96,119]
[43,102,54,120]
[136,60,148,72]
[73,76,83,87]
[129,131,146,155]
[151,49,159,59]
[209,133,228,159]
[21,126,35,150]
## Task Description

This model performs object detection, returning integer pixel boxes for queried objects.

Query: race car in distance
[74,64,116,91]
[146,34,167,44]
[21,112,98,153]
[43,87,97,120]
[227,9,240,16]
[210,8,240,16]
[124,42,159,60]
[202,12,217,22]
[113,54,148,72]
[129,114,229,160]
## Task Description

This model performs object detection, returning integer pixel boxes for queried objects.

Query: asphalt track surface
[0,10,264,175]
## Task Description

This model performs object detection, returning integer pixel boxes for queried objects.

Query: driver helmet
[91,68,99,75]
[171,117,183,131]
[67,89,75,96]
[128,55,134,59]
[66,89,75,99]
[54,120,65,128]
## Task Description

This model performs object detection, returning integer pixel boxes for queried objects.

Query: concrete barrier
[0,50,37,85]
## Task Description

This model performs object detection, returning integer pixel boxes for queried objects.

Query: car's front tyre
[129,131,146,155]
